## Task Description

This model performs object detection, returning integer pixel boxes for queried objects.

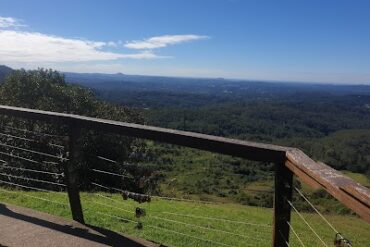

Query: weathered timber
[0,105,289,162]
[273,162,293,247]
[285,161,321,190]
[286,148,370,223]
[63,127,84,224]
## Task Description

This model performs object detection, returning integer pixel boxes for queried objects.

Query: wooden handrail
[0,105,289,162]
[0,104,369,246]
[286,149,370,222]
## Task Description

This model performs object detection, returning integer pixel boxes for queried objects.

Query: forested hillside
[67,70,370,211]
[0,69,160,194]
[0,65,12,82]
[1,67,369,211]
[146,95,370,174]
[0,69,141,121]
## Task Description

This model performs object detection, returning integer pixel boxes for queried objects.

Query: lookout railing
[0,104,369,247]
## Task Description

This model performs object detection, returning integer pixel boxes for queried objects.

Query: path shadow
[0,203,156,247]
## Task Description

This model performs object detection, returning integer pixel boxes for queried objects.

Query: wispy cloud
[125,34,209,49]
[0,30,163,63]
[0,16,205,64]
[0,16,25,28]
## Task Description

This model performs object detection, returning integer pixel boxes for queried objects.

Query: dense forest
[0,68,160,195]
[70,70,370,211]
[69,71,369,177]
[0,66,369,212]
[145,95,370,173]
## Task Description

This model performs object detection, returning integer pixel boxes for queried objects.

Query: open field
[0,189,369,247]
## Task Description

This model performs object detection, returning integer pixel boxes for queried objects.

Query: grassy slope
[342,171,370,187]
[0,189,369,247]
[150,144,274,204]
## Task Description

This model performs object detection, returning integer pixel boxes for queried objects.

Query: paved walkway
[0,203,160,247]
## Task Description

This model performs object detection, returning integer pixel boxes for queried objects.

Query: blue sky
[0,0,369,84]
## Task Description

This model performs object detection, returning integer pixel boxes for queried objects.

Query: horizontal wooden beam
[285,160,321,190]
[0,105,288,162]
[286,149,370,223]
[1,105,369,222]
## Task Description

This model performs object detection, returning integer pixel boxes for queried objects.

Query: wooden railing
[0,104,369,247]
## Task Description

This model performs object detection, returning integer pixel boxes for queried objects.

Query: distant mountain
[1,65,370,97]
[64,71,370,97]
[0,65,13,82]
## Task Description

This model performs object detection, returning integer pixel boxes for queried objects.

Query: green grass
[342,171,370,187]
[0,188,369,247]
[150,145,274,204]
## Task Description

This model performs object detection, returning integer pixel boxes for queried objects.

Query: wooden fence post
[63,125,84,224]
[272,162,293,247]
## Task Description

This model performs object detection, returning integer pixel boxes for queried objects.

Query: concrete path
[0,203,160,247]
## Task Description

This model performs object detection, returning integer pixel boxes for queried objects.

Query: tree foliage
[0,69,160,192]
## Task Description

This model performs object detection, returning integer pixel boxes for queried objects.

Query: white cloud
[0,30,163,63]
[0,16,205,65]
[125,34,209,49]
[106,41,118,47]
[0,17,25,28]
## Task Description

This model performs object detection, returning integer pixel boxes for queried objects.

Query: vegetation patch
[0,189,369,247]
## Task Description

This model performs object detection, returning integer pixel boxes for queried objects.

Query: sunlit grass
[0,189,369,247]
[342,171,370,187]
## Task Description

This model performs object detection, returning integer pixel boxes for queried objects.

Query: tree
[0,68,159,192]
